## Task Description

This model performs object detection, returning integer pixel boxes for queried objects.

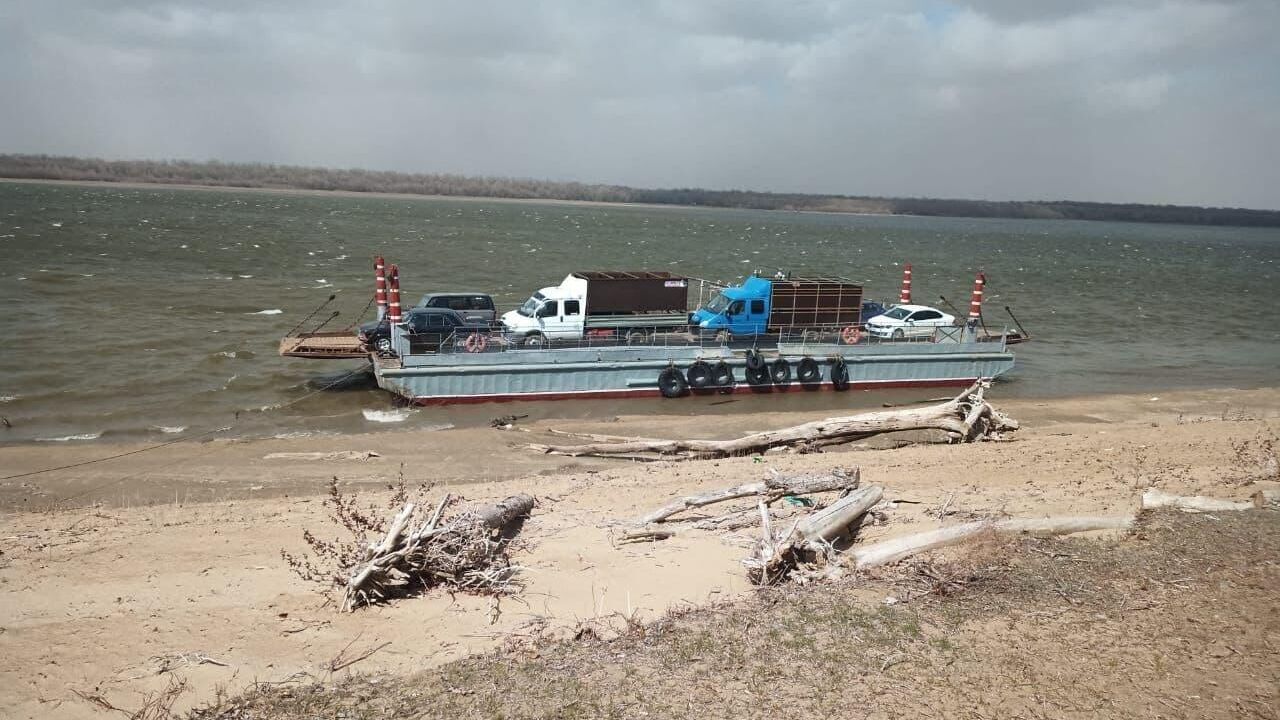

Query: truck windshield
[517,292,546,318]
[702,293,731,314]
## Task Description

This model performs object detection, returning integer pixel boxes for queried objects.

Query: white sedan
[864,304,957,340]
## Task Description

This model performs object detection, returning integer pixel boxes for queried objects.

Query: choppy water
[1,180,1278,445]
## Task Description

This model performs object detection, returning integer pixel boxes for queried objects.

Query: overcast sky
[2,0,1277,208]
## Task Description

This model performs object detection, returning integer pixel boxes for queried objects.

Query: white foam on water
[36,433,102,442]
[0,395,16,403]
[51,222,62,227]
[152,425,187,434]
[238,275,254,279]
[362,408,414,423]
[249,309,283,315]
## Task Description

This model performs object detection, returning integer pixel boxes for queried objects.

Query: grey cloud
[1,0,1277,208]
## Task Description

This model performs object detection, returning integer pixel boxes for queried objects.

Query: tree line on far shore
[2,153,1277,228]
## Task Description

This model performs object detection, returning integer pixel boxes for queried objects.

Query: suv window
[750,299,765,315]
[536,301,558,318]
[447,297,469,311]
[473,296,494,311]
[564,300,581,315]
[428,314,447,329]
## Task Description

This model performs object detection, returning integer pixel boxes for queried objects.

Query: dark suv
[359,307,492,354]
[417,293,496,324]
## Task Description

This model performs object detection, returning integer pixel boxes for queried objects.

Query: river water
[1,180,1277,444]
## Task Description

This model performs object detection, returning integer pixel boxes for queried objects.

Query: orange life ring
[464,333,488,353]
[841,326,861,345]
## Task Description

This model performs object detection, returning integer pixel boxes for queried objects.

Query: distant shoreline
[0,176,904,218]
[3,153,1279,227]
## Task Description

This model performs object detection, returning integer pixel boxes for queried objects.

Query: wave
[362,408,413,423]
[249,309,283,315]
[151,425,187,434]
[36,432,102,442]
[0,395,15,403]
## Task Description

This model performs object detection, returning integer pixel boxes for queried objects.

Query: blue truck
[690,274,885,341]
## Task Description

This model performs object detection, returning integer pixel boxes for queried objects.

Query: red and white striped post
[967,271,986,327]
[387,264,402,325]
[899,263,913,304]
[374,256,388,320]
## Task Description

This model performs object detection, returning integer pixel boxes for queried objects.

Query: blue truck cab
[690,276,774,337]
[692,274,881,340]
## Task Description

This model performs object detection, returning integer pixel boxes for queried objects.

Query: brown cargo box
[573,271,690,315]
[769,277,863,329]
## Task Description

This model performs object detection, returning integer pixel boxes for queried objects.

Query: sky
[1,0,1278,208]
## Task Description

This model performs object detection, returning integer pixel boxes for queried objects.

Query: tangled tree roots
[283,479,534,611]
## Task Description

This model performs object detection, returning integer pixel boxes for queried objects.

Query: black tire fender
[658,367,688,398]
[830,358,850,390]
[797,357,821,384]
[745,350,766,372]
[686,361,713,390]
[745,364,770,386]
[769,358,792,385]
[711,361,734,392]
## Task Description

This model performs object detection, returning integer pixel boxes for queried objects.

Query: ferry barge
[280,259,1018,406]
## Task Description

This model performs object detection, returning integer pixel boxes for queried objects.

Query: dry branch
[634,467,860,525]
[529,382,1016,460]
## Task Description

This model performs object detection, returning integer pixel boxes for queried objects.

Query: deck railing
[389,322,1009,357]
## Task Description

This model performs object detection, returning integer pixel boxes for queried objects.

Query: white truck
[501,271,690,346]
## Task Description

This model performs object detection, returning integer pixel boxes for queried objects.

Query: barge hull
[375,341,1013,406]
[404,376,982,405]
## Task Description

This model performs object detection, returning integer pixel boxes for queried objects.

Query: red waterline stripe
[407,377,981,406]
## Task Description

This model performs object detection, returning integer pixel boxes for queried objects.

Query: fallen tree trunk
[851,515,1134,570]
[529,382,1016,460]
[1141,488,1255,513]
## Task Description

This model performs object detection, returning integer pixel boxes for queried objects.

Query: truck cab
[501,275,588,345]
[690,276,772,338]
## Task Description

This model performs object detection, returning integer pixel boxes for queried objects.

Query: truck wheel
[625,330,647,346]
[797,357,821,384]
[658,367,687,398]
[711,361,734,392]
[523,332,546,348]
[714,329,732,344]
[686,361,713,390]
[769,358,792,385]
[372,337,392,353]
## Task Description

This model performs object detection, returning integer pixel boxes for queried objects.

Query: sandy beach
[2,386,1278,718]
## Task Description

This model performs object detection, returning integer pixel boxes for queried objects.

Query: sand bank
[1,386,1277,718]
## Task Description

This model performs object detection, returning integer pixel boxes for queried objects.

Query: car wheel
[372,337,392,353]
[625,330,647,346]
[891,329,905,341]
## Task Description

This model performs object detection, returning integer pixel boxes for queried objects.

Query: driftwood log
[851,515,1134,570]
[342,493,534,611]
[744,485,884,584]
[617,468,860,543]
[530,382,1016,460]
